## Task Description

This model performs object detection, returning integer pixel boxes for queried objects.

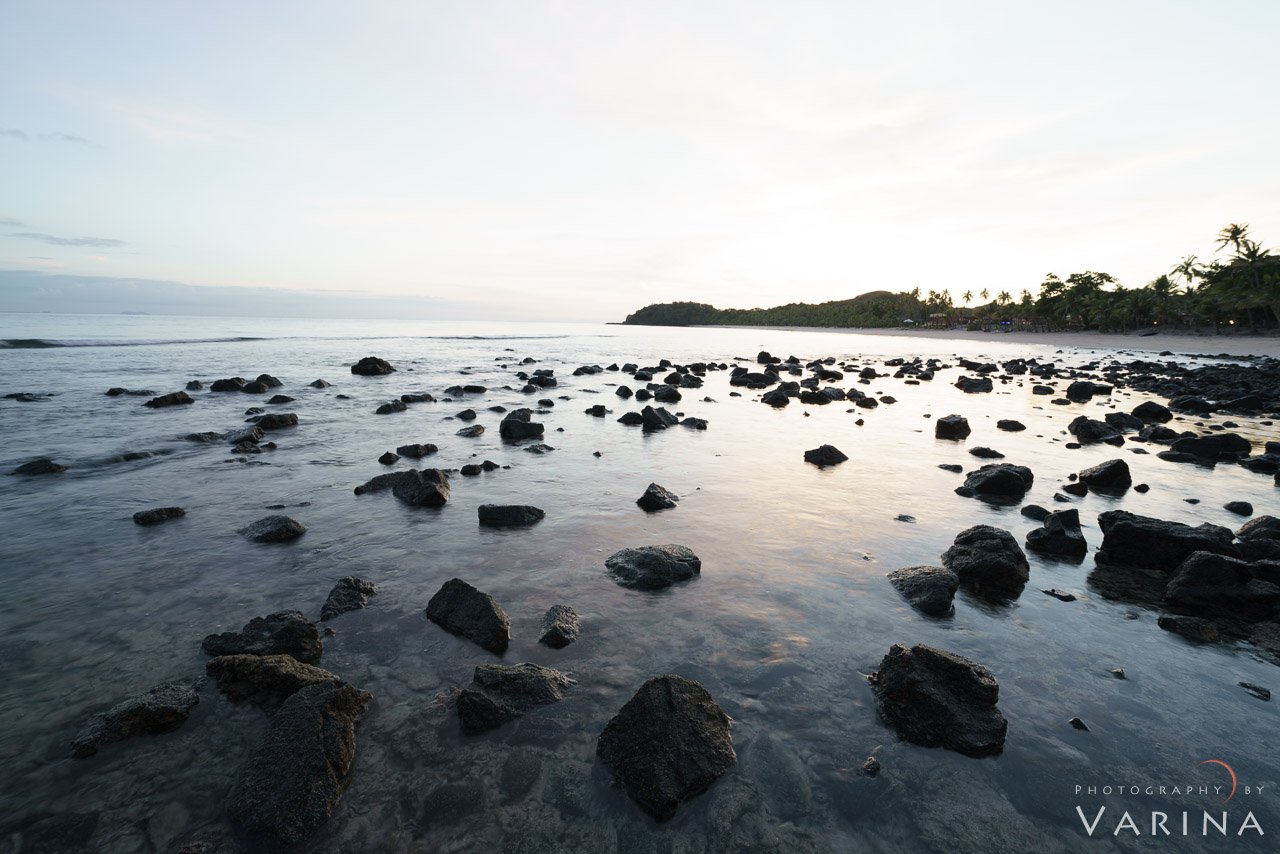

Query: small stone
[1069,717,1089,731]
[133,506,186,526]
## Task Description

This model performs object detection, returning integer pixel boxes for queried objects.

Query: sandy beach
[705,325,1280,359]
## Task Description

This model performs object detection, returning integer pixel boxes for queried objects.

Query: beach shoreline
[686,324,1280,358]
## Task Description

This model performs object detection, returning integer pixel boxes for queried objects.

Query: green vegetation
[624,224,1280,333]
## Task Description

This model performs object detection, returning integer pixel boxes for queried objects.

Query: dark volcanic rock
[959,464,1033,501]
[238,515,306,543]
[596,675,736,821]
[351,356,395,375]
[252,412,298,430]
[1133,401,1172,423]
[887,565,959,617]
[378,451,399,465]
[804,444,848,467]
[1096,511,1239,571]
[996,420,1026,432]
[132,506,185,526]
[226,681,371,847]
[375,399,407,415]
[71,680,200,758]
[144,391,194,408]
[202,611,322,663]
[761,388,790,407]
[500,408,545,442]
[396,443,438,458]
[941,526,1029,593]
[11,457,66,475]
[320,577,377,621]
[456,424,484,438]
[1079,458,1132,492]
[457,663,573,734]
[641,405,679,432]
[354,469,450,507]
[955,376,993,393]
[605,544,701,590]
[968,447,1004,459]
[1025,509,1088,559]
[309,379,331,388]
[1068,416,1123,445]
[206,654,339,712]
[211,377,247,392]
[478,504,545,527]
[1164,552,1280,622]
[935,415,971,440]
[869,644,1007,757]
[426,578,510,654]
[539,604,580,648]
[637,482,679,511]
[1225,501,1254,517]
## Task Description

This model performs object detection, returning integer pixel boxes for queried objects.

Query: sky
[2,0,1279,321]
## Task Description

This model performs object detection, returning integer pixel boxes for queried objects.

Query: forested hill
[622,291,922,328]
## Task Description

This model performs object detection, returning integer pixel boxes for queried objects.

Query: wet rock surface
[133,506,186,526]
[605,545,702,590]
[71,680,201,758]
[1025,509,1088,559]
[477,504,545,527]
[887,566,959,617]
[426,578,511,653]
[803,444,848,467]
[238,515,306,542]
[1096,511,1239,570]
[636,482,680,511]
[206,654,339,712]
[320,577,377,621]
[538,604,581,648]
[201,611,322,663]
[456,663,573,733]
[941,526,1029,594]
[596,675,736,820]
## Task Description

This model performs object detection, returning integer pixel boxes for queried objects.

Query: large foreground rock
[320,577,377,621]
[596,675,736,820]
[206,654,339,712]
[226,682,372,847]
[238,515,306,543]
[477,504,545,527]
[71,680,200,758]
[1096,511,1239,571]
[1025,509,1088,559]
[1163,552,1280,622]
[888,566,959,617]
[457,663,573,734]
[941,526,1029,594]
[605,545,701,590]
[202,611,322,664]
[426,578,510,653]
[869,644,1007,756]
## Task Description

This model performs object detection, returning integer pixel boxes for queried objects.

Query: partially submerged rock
[1025,509,1088,559]
[596,675,736,820]
[143,391,194,408]
[10,457,66,475]
[539,604,580,648]
[804,444,848,467]
[226,681,372,847]
[206,654,339,712]
[1096,511,1239,571]
[477,504,545,527]
[1078,458,1132,492]
[426,578,510,654]
[941,526,1029,594]
[957,463,1033,501]
[1163,552,1280,622]
[351,356,395,375]
[935,415,971,440]
[202,611,322,664]
[353,469,450,507]
[238,515,306,543]
[133,506,185,526]
[320,577,377,621]
[457,663,573,734]
[869,644,1007,756]
[499,408,545,442]
[888,565,959,617]
[71,680,200,758]
[637,482,679,511]
[605,545,701,590]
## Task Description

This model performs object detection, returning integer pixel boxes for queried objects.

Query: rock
[596,675,736,820]
[935,415,971,440]
[351,356,395,375]
[968,447,1004,459]
[996,420,1025,432]
[1078,458,1132,492]
[887,565,959,617]
[869,644,1007,757]
[761,389,790,407]
[210,377,247,392]
[1239,682,1271,701]
[456,663,573,734]
[617,412,645,426]
[226,682,371,847]
[637,482,679,511]
[375,399,407,415]
[1062,481,1089,497]
[252,412,298,430]
[862,756,881,777]
[457,408,477,421]
[206,654,339,711]
[1133,401,1172,423]
[615,385,633,399]
[500,408,545,442]
[202,612,322,663]
[70,680,200,758]
[143,391,194,408]
[938,463,963,473]
[1105,411,1145,432]
[426,578,510,654]
[941,526,1029,593]
[522,443,555,454]
[1043,589,1077,602]
[1096,511,1239,571]
[378,451,399,465]
[353,469,451,507]
[1171,433,1252,461]
[1225,501,1254,517]
[1020,504,1050,521]
[11,457,66,475]
[396,443,438,458]
[238,515,306,543]
[539,604,580,648]
[1025,509,1087,559]
[309,379,331,388]
[320,577,377,621]
[267,394,294,404]
[1158,614,1221,643]
[1237,515,1280,544]
[1163,552,1280,622]
[605,545,701,590]
[478,504,545,527]
[456,424,484,438]
[955,376,993,393]
[1068,717,1089,731]
[132,506,185,526]
[641,405,679,432]
[680,416,708,429]
[958,464,1033,501]
[1068,416,1123,445]
[804,444,848,467]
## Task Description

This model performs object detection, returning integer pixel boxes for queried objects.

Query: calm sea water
[1,314,1276,853]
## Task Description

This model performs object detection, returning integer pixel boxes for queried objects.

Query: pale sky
[2,1,1278,320]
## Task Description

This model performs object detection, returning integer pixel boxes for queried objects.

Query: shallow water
[1,314,1277,853]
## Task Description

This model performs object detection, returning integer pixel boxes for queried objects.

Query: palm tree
[1216,223,1250,254]
[961,290,973,306]
[979,288,989,302]
[1171,255,1200,290]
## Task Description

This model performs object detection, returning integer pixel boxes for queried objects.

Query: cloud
[7,232,126,248]
[1,128,28,140]
[1,128,97,145]
[0,217,24,227]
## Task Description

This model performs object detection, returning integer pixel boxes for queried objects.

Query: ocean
[1,313,1276,852]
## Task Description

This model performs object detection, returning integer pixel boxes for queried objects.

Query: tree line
[624,224,1280,333]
